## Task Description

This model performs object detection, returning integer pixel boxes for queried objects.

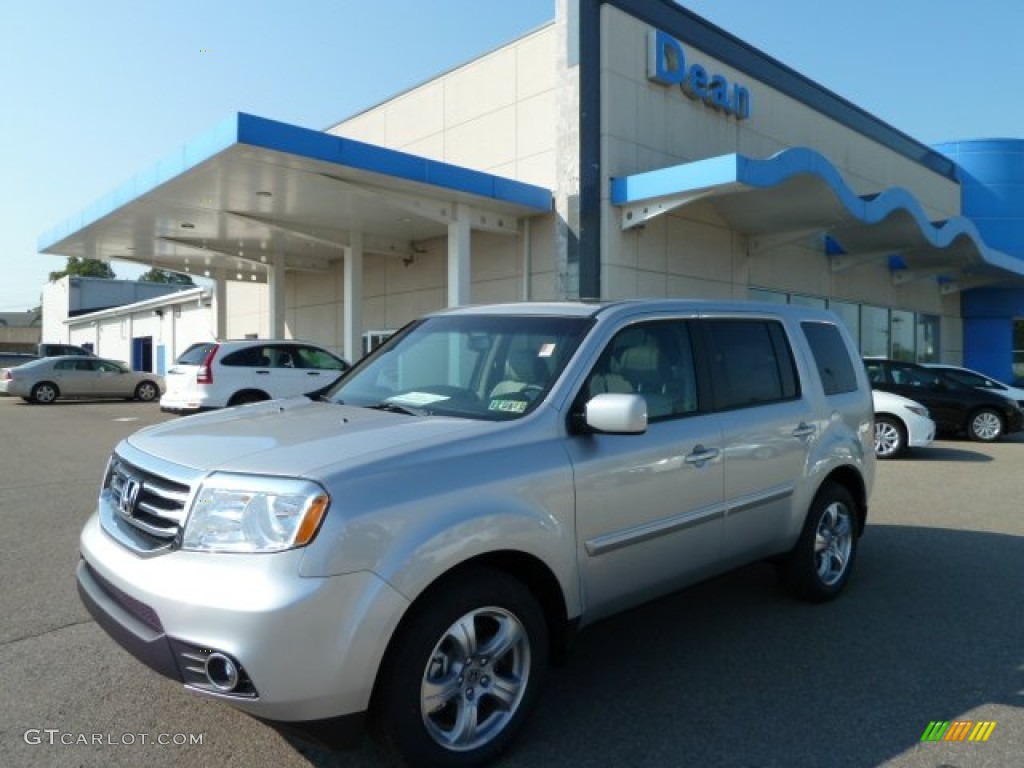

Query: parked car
[0,343,96,370]
[924,363,1024,409]
[872,390,935,459]
[0,355,163,404]
[78,301,875,767]
[159,339,350,413]
[864,357,1023,442]
[38,342,96,357]
[0,352,39,369]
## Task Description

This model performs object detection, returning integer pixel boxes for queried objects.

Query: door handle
[255,370,271,375]
[306,371,321,376]
[792,422,816,438]
[685,445,720,465]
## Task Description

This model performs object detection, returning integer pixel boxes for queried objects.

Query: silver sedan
[0,355,164,404]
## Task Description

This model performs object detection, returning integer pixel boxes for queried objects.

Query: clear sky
[3,0,1023,311]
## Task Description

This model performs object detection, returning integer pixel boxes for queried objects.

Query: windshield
[327,314,592,420]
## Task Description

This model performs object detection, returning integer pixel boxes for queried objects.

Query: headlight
[182,474,330,553]
[907,405,929,418]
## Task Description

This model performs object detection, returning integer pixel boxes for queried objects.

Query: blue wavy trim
[612,147,1022,274]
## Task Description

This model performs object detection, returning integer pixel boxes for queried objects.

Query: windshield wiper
[364,401,429,417]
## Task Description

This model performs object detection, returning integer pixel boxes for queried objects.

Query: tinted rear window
[801,322,858,395]
[175,343,217,365]
[703,319,799,410]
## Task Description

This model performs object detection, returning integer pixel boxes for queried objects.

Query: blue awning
[611,147,1024,291]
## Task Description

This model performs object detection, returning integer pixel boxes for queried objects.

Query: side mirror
[584,393,648,434]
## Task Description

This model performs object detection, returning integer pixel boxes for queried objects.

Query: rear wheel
[778,482,858,602]
[374,568,548,768]
[873,415,906,459]
[968,408,1003,442]
[30,382,59,404]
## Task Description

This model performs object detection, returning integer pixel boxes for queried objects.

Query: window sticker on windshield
[538,343,556,358]
[388,392,451,406]
[488,399,528,413]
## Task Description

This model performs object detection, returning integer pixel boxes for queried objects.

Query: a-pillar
[448,203,471,307]
[344,231,364,362]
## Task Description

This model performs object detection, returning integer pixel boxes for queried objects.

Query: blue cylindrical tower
[934,139,1024,382]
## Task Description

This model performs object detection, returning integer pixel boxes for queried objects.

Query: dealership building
[39,0,1024,380]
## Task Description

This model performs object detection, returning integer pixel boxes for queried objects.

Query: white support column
[344,231,364,362]
[267,254,286,338]
[214,271,228,339]
[448,203,471,307]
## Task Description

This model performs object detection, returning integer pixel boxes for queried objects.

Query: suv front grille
[104,456,191,552]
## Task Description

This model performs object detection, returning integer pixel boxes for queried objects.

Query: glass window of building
[789,294,826,309]
[890,310,915,361]
[749,288,788,304]
[827,301,859,347]
[916,314,940,363]
[861,305,889,357]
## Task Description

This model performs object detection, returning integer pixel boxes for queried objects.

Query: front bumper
[78,510,410,722]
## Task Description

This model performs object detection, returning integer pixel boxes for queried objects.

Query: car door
[94,360,131,396]
[565,319,725,621]
[699,317,817,562]
[52,359,92,396]
[885,363,963,431]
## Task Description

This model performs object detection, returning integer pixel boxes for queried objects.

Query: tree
[138,268,195,286]
[48,257,116,282]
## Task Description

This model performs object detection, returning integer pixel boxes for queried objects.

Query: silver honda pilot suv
[77,299,875,767]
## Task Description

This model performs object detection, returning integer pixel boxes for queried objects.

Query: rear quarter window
[175,343,217,365]
[801,322,859,395]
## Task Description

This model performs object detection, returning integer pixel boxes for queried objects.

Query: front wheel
[778,482,859,602]
[968,408,1004,442]
[134,381,159,402]
[374,568,548,768]
[874,415,906,459]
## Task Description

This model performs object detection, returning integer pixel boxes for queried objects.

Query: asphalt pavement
[0,397,1020,768]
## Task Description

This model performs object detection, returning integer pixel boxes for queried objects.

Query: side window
[96,361,121,373]
[583,320,698,421]
[55,360,76,371]
[864,361,886,385]
[295,346,347,370]
[704,319,799,411]
[801,322,858,395]
[221,346,270,367]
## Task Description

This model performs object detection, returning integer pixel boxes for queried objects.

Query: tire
[778,482,859,602]
[374,568,549,768]
[967,408,1004,442]
[30,382,59,404]
[873,415,906,459]
[134,381,159,402]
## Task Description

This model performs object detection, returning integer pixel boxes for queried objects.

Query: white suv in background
[160,339,349,413]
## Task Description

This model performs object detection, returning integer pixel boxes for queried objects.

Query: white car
[872,389,935,459]
[160,339,350,413]
[924,363,1024,409]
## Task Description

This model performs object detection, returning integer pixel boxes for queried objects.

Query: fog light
[205,652,241,692]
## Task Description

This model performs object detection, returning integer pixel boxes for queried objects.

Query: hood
[126,398,490,478]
